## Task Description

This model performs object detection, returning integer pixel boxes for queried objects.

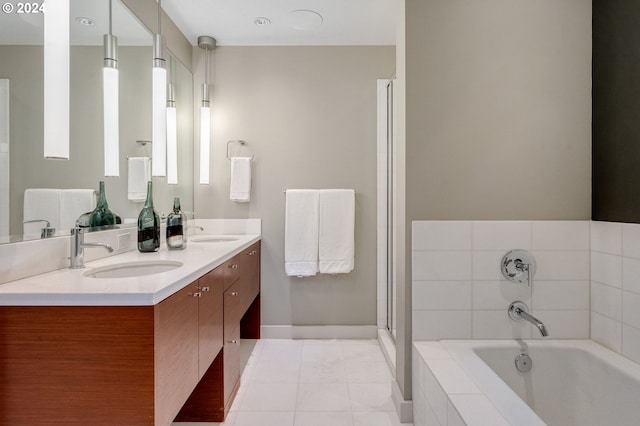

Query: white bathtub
[413,340,640,426]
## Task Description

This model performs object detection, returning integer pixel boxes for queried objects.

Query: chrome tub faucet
[508,301,549,337]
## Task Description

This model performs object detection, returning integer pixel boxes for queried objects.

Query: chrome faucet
[508,301,549,337]
[70,224,114,269]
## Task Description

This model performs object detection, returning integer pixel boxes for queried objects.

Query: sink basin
[83,260,184,279]
[190,236,239,243]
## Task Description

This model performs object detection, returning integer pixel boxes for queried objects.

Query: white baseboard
[260,325,377,340]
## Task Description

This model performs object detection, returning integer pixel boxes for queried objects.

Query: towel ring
[227,140,254,160]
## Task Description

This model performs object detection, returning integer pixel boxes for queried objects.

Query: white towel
[285,189,320,277]
[59,189,96,231]
[128,157,151,201]
[318,189,355,274]
[230,157,252,202]
[23,189,60,235]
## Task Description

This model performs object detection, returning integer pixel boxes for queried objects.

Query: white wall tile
[532,221,589,251]
[622,290,640,329]
[426,359,480,394]
[591,282,622,321]
[472,310,531,339]
[532,281,589,310]
[591,252,622,287]
[534,251,590,281]
[622,325,640,365]
[413,251,472,281]
[413,281,472,310]
[622,223,640,259]
[472,251,505,281]
[472,281,531,310]
[447,401,465,426]
[622,257,640,294]
[591,221,622,255]
[423,363,448,425]
[472,221,531,251]
[530,310,589,339]
[591,312,622,353]
[413,221,472,251]
[413,310,472,341]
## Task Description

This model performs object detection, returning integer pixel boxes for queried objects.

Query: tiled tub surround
[412,221,591,341]
[590,221,640,363]
[413,340,640,426]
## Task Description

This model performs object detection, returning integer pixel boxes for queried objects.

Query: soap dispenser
[166,197,186,250]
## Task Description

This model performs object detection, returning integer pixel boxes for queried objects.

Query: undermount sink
[83,260,184,279]
[190,236,239,243]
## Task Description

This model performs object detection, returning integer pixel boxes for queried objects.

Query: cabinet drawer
[223,255,241,289]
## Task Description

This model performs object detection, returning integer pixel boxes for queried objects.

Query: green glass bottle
[137,181,160,252]
[166,197,186,250]
[88,181,118,230]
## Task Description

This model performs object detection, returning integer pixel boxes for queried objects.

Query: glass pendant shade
[166,105,177,184]
[103,67,119,176]
[43,0,69,159]
[199,106,210,184]
[152,66,167,177]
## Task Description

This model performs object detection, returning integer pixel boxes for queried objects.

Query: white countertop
[0,234,261,306]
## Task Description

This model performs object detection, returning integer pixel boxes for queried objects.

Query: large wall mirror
[0,0,193,244]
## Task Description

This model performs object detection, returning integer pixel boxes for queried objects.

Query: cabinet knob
[229,339,238,344]
[201,286,210,292]
[230,291,238,296]
[247,250,257,256]
[190,292,202,298]
[229,264,239,269]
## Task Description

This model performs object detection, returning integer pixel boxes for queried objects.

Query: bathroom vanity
[0,235,260,426]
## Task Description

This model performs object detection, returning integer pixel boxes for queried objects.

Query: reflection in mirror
[0,0,193,244]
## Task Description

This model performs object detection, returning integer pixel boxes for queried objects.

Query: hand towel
[318,189,355,274]
[59,189,96,231]
[128,157,151,201]
[230,156,252,202]
[285,189,320,277]
[23,189,60,235]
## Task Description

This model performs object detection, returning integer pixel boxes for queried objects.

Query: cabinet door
[223,280,242,407]
[154,281,200,426]
[198,266,224,379]
[236,241,260,314]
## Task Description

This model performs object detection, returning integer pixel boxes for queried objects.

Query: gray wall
[193,46,396,327]
[397,0,592,399]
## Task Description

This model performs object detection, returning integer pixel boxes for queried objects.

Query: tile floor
[173,339,412,426]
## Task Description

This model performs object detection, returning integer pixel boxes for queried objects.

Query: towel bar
[227,140,254,160]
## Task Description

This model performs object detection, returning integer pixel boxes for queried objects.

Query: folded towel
[285,189,320,277]
[318,189,355,274]
[59,189,96,231]
[128,157,151,201]
[230,156,252,202]
[23,188,60,235]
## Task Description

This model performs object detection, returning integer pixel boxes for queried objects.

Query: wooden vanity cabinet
[0,241,259,426]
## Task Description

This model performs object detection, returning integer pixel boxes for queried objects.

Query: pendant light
[152,0,167,177]
[166,56,178,185]
[103,0,119,177]
[43,0,69,159]
[198,36,216,185]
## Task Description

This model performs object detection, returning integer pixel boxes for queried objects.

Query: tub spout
[508,301,549,337]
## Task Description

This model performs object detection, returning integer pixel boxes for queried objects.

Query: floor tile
[296,383,351,411]
[234,411,295,426]
[348,383,395,412]
[294,411,354,426]
[235,383,298,412]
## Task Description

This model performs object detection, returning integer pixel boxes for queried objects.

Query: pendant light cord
[108,0,112,35]
[158,0,162,36]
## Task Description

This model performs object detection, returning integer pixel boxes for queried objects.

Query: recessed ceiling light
[288,10,323,31]
[254,17,271,26]
[75,16,96,26]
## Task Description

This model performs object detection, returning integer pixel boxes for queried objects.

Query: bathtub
[413,340,640,426]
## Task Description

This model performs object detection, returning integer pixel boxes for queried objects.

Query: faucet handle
[501,249,536,286]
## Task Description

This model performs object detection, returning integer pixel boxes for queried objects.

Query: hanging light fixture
[152,0,167,177]
[43,0,69,159]
[103,0,119,177]
[198,35,216,185]
[166,56,178,185]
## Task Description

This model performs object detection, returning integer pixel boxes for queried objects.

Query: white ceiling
[161,0,397,46]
